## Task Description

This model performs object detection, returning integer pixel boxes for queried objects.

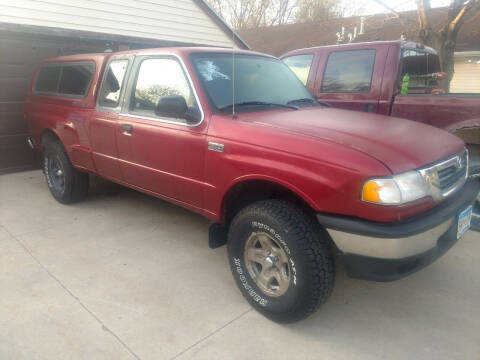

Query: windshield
[191,53,317,111]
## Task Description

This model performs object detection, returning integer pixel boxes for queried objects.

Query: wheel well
[221,179,314,225]
[41,129,60,148]
[452,126,480,146]
[451,127,480,175]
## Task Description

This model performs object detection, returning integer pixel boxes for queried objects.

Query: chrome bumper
[316,179,479,281]
[327,217,454,259]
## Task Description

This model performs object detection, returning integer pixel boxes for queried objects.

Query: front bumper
[317,179,480,282]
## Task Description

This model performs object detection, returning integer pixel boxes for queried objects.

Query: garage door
[451,61,480,93]
[0,31,111,174]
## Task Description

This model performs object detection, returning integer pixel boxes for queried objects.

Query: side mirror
[155,96,188,119]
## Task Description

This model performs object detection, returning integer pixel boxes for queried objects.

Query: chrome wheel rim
[243,232,291,297]
[48,156,65,194]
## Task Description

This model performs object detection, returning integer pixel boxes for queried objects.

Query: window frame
[33,61,95,99]
[320,49,376,94]
[397,47,442,94]
[96,56,133,113]
[282,53,315,86]
[121,54,204,127]
[190,52,315,114]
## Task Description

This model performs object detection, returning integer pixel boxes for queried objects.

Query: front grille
[419,149,468,200]
[437,156,467,191]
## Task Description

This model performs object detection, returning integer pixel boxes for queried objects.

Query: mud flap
[209,223,228,249]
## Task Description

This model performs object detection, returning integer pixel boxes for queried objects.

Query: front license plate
[457,205,473,239]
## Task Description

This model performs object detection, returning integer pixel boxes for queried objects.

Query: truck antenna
[232,26,237,119]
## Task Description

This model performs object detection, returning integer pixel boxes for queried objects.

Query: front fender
[202,136,391,222]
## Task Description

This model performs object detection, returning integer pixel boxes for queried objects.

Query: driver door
[116,55,208,209]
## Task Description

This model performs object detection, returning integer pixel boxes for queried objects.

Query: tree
[135,85,180,109]
[207,0,280,29]
[374,0,480,91]
[295,0,342,23]
[206,0,342,28]
[270,0,298,25]
[417,0,479,90]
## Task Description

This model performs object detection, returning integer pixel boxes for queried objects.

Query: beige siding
[0,0,235,47]
[451,61,480,93]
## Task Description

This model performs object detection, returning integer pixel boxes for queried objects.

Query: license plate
[457,205,473,239]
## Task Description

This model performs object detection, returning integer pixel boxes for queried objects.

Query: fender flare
[218,173,323,223]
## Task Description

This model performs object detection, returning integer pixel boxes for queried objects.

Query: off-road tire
[43,141,89,204]
[227,200,335,323]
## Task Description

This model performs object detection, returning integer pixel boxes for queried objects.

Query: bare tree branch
[416,0,435,42]
[448,0,480,36]
[372,0,402,17]
[373,0,479,91]
[371,0,417,24]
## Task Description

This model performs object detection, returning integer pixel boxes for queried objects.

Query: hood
[238,107,465,174]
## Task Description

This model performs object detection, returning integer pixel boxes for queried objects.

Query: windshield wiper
[287,98,331,108]
[218,101,299,111]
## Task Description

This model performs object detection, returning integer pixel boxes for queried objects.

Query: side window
[130,58,199,122]
[35,66,61,93]
[321,50,375,93]
[58,63,94,96]
[283,54,314,85]
[98,60,129,108]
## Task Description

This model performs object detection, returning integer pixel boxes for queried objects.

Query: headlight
[362,170,429,205]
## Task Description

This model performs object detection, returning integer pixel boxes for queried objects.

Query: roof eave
[193,0,250,50]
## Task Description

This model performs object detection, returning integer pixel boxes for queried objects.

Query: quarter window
[58,64,94,96]
[98,60,129,108]
[321,50,375,93]
[130,58,199,122]
[283,54,314,85]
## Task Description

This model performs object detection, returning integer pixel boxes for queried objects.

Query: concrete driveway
[1,170,479,360]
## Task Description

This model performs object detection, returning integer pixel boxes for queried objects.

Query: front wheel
[43,141,89,204]
[227,200,335,323]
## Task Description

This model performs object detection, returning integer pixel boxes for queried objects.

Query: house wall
[0,0,236,48]
[451,52,480,93]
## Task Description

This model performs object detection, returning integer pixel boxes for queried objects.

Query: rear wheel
[43,141,89,204]
[227,200,335,323]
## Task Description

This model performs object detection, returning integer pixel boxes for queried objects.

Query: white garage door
[451,60,480,93]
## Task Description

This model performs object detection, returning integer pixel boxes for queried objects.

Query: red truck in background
[25,47,478,323]
[281,41,480,226]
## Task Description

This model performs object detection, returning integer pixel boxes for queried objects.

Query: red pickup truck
[282,41,480,174]
[26,47,478,323]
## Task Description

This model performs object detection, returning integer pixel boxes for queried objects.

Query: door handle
[120,124,133,135]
